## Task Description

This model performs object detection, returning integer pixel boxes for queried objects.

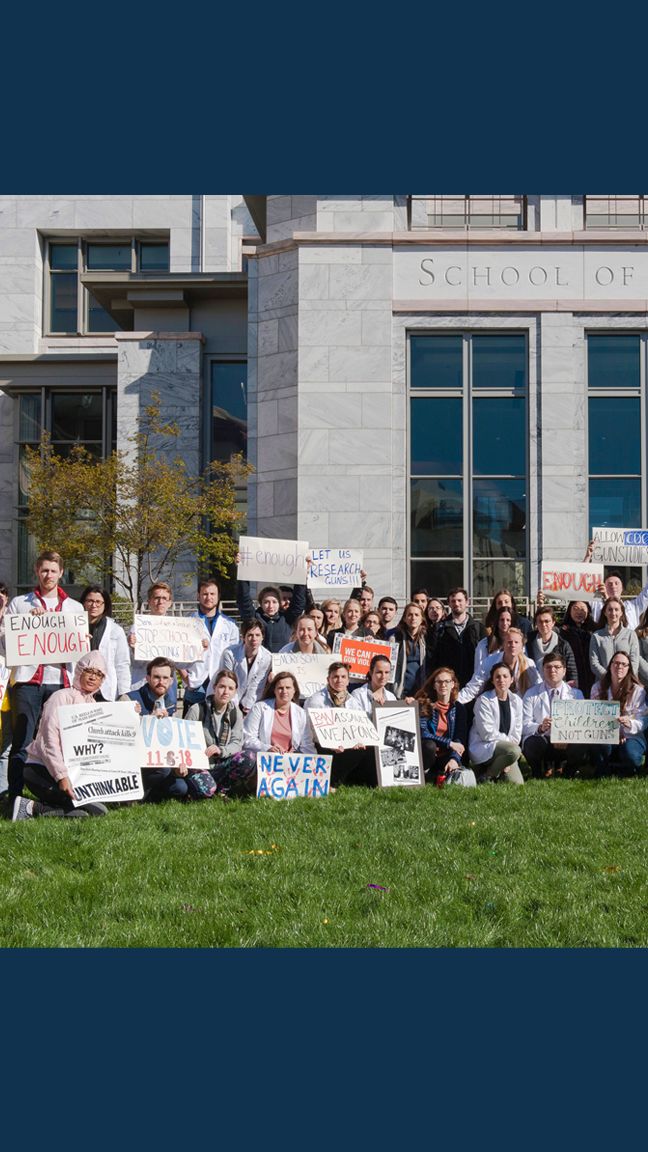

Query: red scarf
[29,586,70,687]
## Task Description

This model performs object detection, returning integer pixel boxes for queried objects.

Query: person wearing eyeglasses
[521,652,587,779]
[590,654,648,777]
[12,651,110,821]
[414,666,475,787]
[80,585,131,703]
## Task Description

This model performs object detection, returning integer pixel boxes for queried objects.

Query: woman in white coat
[80,586,132,702]
[244,671,316,756]
[469,662,525,784]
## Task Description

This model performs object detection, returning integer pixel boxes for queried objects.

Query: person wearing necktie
[521,652,590,779]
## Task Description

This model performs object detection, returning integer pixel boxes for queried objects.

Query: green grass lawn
[1,778,648,948]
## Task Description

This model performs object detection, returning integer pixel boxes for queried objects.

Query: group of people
[1,549,647,823]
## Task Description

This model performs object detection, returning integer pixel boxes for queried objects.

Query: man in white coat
[215,619,272,715]
[521,652,589,778]
[181,578,240,714]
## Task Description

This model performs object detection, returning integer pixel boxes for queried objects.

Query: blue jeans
[142,766,188,802]
[593,734,646,775]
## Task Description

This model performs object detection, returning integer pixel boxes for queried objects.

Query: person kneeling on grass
[590,654,648,777]
[185,669,256,798]
[122,657,188,803]
[468,662,525,785]
[414,666,475,787]
[12,651,110,821]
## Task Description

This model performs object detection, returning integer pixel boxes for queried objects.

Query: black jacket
[237,581,306,653]
[435,616,486,688]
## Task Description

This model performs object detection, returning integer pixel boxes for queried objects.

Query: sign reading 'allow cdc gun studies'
[592,527,648,565]
[5,611,90,667]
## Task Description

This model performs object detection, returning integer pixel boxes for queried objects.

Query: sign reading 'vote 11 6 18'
[5,612,90,667]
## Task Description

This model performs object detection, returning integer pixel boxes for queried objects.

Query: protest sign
[4,611,90,668]
[133,615,207,664]
[256,752,332,799]
[540,561,604,601]
[59,701,144,806]
[332,635,396,679]
[550,698,620,745]
[373,702,424,788]
[307,548,363,592]
[592,527,648,565]
[307,707,380,748]
[237,536,309,585]
[271,653,333,698]
[138,715,209,772]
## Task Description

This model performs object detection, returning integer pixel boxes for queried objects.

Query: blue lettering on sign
[624,531,648,546]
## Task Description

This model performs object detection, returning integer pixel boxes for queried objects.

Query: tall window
[47,238,169,334]
[409,196,526,231]
[410,333,527,599]
[588,334,644,592]
[16,388,117,591]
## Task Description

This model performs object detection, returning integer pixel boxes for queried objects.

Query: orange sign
[333,636,395,679]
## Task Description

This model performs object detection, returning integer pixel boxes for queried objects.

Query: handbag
[186,770,218,799]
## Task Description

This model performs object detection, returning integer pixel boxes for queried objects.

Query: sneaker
[12,796,34,822]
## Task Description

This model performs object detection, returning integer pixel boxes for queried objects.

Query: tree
[25,394,250,606]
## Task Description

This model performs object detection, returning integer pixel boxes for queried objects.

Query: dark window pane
[211,362,247,464]
[588,397,641,474]
[17,518,38,592]
[473,397,526,474]
[411,397,462,475]
[410,478,463,557]
[50,245,77,270]
[50,273,77,332]
[87,292,121,333]
[473,478,526,557]
[473,560,527,600]
[410,335,463,389]
[86,244,132,271]
[51,393,103,441]
[472,334,526,390]
[140,242,169,271]
[588,334,640,389]
[410,559,464,600]
[589,478,642,533]
[18,445,33,505]
[51,442,102,461]
[19,394,41,441]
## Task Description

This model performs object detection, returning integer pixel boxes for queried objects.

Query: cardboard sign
[256,752,332,799]
[59,701,144,806]
[307,548,363,591]
[271,653,333,698]
[550,698,620,745]
[373,702,425,788]
[540,561,604,601]
[332,634,395,679]
[138,715,209,772]
[237,535,309,585]
[592,527,648,565]
[4,611,90,667]
[133,615,207,664]
[307,707,380,748]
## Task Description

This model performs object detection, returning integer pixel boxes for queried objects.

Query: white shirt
[521,680,583,743]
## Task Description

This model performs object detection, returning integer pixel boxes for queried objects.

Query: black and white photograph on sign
[373,702,424,788]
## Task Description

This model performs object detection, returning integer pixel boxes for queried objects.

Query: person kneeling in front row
[468,662,525,785]
[185,669,256,798]
[121,657,188,803]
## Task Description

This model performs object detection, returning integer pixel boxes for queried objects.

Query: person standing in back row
[435,587,485,688]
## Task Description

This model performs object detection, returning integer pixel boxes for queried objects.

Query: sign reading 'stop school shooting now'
[307,548,363,592]
[256,752,332,799]
[133,615,207,665]
[307,708,380,748]
[59,701,144,806]
[237,536,309,586]
[5,612,90,667]
[592,527,648,565]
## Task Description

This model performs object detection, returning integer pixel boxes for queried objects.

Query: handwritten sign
[138,715,209,772]
[307,707,380,748]
[540,561,604,601]
[307,548,363,591]
[271,653,333,698]
[550,699,620,745]
[59,701,144,806]
[237,535,309,585]
[592,527,648,565]
[133,615,207,664]
[256,752,332,799]
[5,611,90,667]
[332,635,395,679]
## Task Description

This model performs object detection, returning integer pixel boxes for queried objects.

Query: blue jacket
[419,701,467,750]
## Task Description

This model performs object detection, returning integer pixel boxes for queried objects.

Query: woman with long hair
[484,587,532,638]
[414,666,474,786]
[392,602,427,697]
[279,614,330,655]
[634,605,648,692]
[589,597,640,682]
[591,653,647,776]
[560,600,597,698]
[474,605,514,674]
[325,598,372,650]
[80,584,132,702]
[321,598,342,636]
[468,661,525,784]
[352,654,397,715]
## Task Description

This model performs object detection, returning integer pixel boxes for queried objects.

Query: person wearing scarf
[414,666,474,786]
[304,662,375,787]
[80,585,131,702]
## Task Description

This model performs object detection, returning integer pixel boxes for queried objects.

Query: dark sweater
[236,581,306,653]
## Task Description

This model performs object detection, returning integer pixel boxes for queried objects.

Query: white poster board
[59,701,144,806]
[237,536,309,585]
[133,615,207,664]
[592,527,648,565]
[256,752,332,799]
[138,715,209,772]
[307,548,363,592]
[307,707,380,748]
[271,653,333,698]
[540,561,604,601]
[550,698,620,745]
[372,702,425,788]
[5,611,90,667]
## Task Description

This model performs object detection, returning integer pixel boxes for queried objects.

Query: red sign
[333,636,394,679]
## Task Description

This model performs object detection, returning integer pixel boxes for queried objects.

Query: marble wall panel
[300,310,362,346]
